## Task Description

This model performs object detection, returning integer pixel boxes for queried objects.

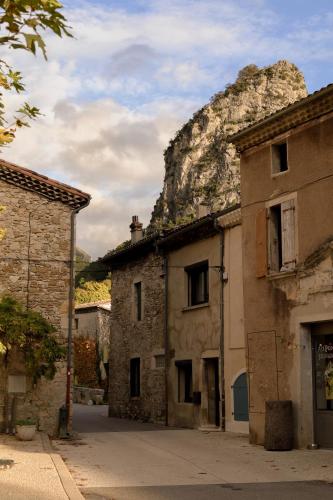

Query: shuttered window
[281,198,296,271]
[266,198,296,274]
[256,208,268,278]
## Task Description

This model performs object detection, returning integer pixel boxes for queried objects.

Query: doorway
[312,322,333,448]
[205,358,220,426]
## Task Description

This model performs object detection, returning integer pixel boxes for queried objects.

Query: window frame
[266,195,297,275]
[185,260,209,307]
[176,360,193,404]
[271,140,289,176]
[134,281,142,321]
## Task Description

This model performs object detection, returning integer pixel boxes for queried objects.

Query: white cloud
[2,0,333,258]
[4,96,195,258]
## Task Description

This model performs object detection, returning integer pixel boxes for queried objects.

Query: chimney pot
[130,215,143,243]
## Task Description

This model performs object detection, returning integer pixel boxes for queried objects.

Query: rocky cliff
[150,61,307,228]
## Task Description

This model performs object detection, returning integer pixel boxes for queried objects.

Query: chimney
[130,215,143,243]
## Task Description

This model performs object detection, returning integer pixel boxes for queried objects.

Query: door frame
[311,326,333,448]
[292,312,333,448]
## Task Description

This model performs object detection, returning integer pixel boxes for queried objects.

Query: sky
[3,0,333,259]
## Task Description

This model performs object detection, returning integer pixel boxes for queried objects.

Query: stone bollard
[264,400,293,451]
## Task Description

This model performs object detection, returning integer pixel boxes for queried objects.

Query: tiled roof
[103,204,241,266]
[228,83,333,152]
[75,300,111,311]
[0,158,90,210]
[101,232,160,264]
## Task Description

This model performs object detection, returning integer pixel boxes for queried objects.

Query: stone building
[230,83,333,448]
[103,219,166,423]
[0,158,90,435]
[74,300,111,398]
[104,208,248,433]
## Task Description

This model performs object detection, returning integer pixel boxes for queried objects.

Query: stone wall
[74,307,111,391]
[109,251,166,423]
[0,179,72,436]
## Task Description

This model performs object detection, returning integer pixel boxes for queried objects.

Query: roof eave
[228,83,333,152]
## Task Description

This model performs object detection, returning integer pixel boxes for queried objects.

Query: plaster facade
[165,218,247,433]
[232,87,333,447]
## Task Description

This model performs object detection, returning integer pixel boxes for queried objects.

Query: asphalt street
[54,404,333,500]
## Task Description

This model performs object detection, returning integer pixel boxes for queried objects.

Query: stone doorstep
[198,425,222,432]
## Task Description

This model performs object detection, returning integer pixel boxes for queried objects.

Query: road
[54,404,333,500]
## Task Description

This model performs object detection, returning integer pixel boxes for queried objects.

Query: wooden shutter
[256,208,268,278]
[281,199,296,271]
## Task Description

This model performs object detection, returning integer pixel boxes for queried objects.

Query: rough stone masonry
[0,167,89,436]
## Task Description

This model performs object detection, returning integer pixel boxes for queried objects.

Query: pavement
[53,404,333,500]
[0,431,83,500]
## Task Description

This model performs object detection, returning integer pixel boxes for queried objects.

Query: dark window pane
[134,282,142,321]
[177,360,193,403]
[272,142,288,173]
[130,358,140,397]
[187,262,208,306]
[314,335,333,411]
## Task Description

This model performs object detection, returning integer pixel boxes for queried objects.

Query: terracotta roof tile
[0,158,90,210]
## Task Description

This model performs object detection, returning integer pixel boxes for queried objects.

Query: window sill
[182,302,209,312]
[130,396,140,400]
[267,269,296,280]
[271,169,289,178]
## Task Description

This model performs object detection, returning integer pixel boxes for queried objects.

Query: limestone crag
[150,61,307,228]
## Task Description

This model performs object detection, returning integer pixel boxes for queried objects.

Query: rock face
[150,61,307,228]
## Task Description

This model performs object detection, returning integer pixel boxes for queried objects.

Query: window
[155,354,165,369]
[75,318,79,330]
[130,358,140,397]
[134,282,142,321]
[272,141,288,174]
[186,261,209,306]
[176,360,193,403]
[256,198,296,277]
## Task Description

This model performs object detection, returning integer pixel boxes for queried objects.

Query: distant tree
[0,1,72,145]
[75,280,111,305]
[75,258,109,287]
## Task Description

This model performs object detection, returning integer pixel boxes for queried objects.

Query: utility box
[8,375,27,394]
[264,400,293,451]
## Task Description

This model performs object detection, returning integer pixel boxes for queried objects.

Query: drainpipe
[163,254,169,426]
[65,200,89,433]
[65,209,76,432]
[214,218,225,431]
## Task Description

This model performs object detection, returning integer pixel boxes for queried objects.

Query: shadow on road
[73,404,181,433]
[81,481,333,500]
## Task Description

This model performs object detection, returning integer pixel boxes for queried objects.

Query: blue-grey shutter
[233,373,249,422]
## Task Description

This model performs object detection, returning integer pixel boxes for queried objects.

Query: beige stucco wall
[223,224,248,434]
[0,179,73,436]
[240,114,333,446]
[167,228,247,432]
[167,234,221,428]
